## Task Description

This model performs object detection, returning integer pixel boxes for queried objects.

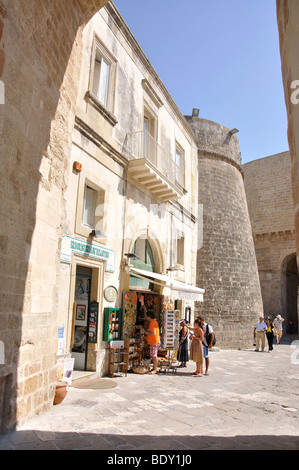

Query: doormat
[71,377,117,390]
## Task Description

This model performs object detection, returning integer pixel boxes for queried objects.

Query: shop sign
[174,290,204,301]
[60,235,115,272]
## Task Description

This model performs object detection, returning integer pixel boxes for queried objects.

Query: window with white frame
[92,48,111,108]
[82,183,105,234]
[82,185,97,229]
[88,39,116,118]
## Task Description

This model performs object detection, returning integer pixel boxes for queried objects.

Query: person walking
[177,320,189,368]
[253,317,267,352]
[274,315,284,344]
[187,319,203,377]
[197,315,214,376]
[144,311,160,374]
[265,317,274,352]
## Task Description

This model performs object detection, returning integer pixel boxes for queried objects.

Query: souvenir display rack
[161,309,180,349]
[108,340,128,377]
[124,338,142,370]
[108,339,141,377]
[159,309,180,373]
[103,307,122,341]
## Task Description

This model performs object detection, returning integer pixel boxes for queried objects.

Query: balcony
[124,131,185,202]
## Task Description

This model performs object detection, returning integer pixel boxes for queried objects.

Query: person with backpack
[197,315,215,376]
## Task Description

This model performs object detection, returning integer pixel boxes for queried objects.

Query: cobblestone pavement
[1,340,299,451]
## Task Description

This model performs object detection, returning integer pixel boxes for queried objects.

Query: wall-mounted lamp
[73,161,82,173]
[89,229,106,238]
[229,128,239,135]
[192,108,200,117]
[124,253,139,260]
[166,266,179,272]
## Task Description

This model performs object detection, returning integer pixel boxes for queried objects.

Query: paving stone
[1,346,299,450]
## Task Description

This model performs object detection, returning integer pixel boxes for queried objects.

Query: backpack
[205,324,216,347]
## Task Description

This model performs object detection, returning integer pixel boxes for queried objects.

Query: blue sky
[113,0,289,164]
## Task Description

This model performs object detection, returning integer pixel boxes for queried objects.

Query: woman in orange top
[144,311,160,374]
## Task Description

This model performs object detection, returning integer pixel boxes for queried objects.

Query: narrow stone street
[1,338,299,452]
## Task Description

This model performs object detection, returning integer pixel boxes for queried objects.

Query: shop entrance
[72,266,92,370]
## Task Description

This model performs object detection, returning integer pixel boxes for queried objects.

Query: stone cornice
[74,115,128,168]
[85,91,118,127]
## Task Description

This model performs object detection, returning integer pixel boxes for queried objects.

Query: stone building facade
[57,5,202,377]
[243,151,298,332]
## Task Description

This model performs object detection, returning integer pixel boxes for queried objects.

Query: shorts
[149,342,160,358]
[203,345,209,358]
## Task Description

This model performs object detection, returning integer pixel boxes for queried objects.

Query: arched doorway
[122,236,162,338]
[281,253,299,335]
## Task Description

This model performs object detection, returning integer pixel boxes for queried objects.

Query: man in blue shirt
[254,317,267,352]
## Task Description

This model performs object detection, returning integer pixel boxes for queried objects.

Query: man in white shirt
[253,317,267,352]
[273,315,284,344]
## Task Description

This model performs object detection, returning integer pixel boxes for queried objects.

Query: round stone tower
[186,116,264,349]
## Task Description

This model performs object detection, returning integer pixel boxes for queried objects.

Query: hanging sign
[60,235,115,272]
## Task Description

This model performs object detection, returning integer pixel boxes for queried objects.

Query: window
[82,186,96,229]
[92,48,111,108]
[130,238,155,290]
[175,145,185,188]
[176,233,185,266]
[80,182,106,238]
[142,107,157,163]
[86,39,117,126]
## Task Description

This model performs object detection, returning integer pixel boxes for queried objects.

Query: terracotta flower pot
[53,382,68,405]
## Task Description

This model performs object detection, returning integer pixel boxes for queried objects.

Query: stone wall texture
[0,0,109,433]
[243,152,297,328]
[244,152,294,235]
[277,0,299,264]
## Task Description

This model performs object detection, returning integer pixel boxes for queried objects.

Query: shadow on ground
[1,431,299,450]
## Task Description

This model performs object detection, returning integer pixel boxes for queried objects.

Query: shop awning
[128,267,205,302]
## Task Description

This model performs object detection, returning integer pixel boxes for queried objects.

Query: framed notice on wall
[76,304,87,322]
[88,301,99,344]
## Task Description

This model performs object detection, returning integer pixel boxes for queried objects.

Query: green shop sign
[60,236,115,272]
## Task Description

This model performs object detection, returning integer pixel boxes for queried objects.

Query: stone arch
[281,253,299,334]
[0,0,109,433]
